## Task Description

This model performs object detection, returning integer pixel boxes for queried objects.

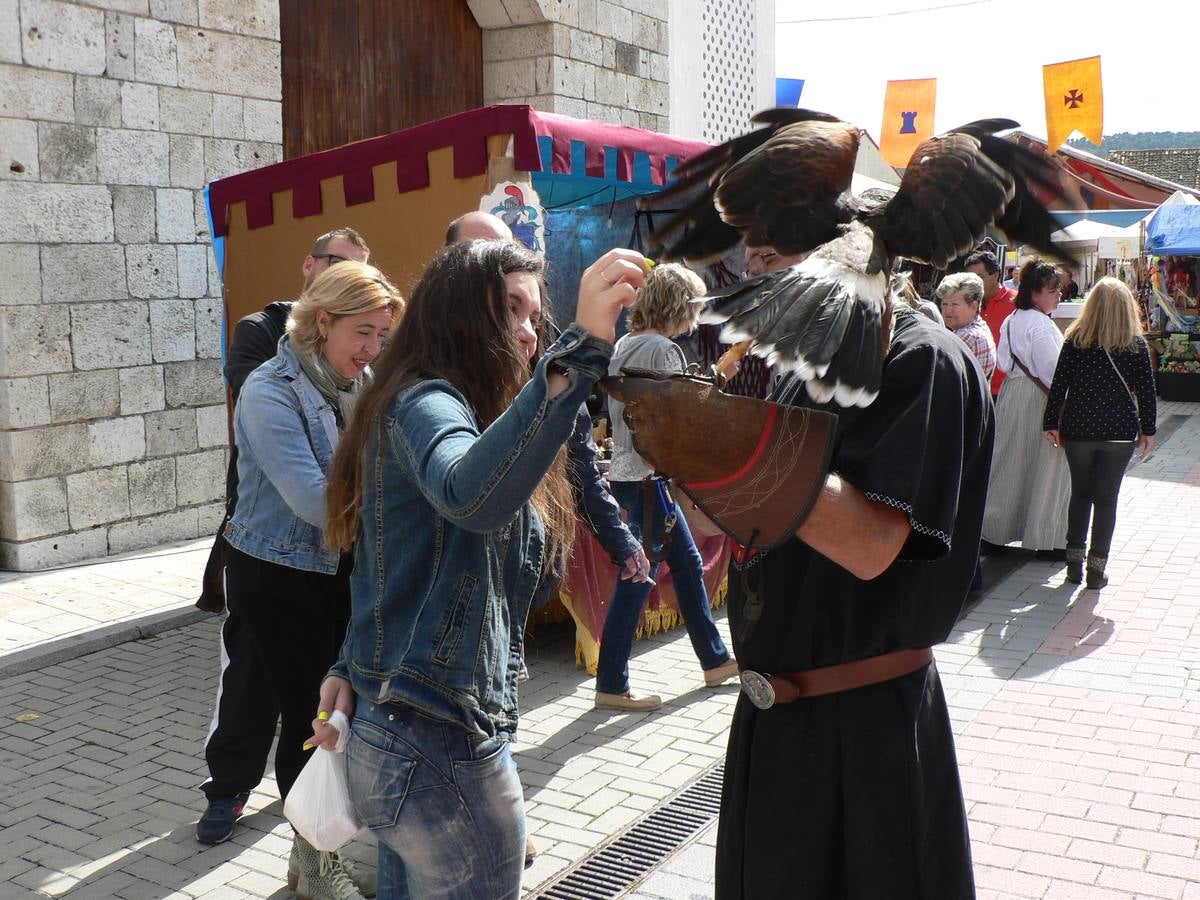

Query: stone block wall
[475,0,671,133]
[0,0,282,570]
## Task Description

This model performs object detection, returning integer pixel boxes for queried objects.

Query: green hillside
[1069,132,1200,157]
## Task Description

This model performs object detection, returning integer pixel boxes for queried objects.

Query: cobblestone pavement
[2,401,1199,900]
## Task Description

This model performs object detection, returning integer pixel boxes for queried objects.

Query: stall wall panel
[280,0,484,159]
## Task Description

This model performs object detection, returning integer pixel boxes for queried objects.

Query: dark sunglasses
[315,253,350,265]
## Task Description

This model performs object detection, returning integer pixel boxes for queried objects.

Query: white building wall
[0,0,282,570]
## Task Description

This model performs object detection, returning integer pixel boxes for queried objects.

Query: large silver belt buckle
[740,670,775,710]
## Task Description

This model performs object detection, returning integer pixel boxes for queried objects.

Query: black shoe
[1035,548,1067,562]
[196,792,249,845]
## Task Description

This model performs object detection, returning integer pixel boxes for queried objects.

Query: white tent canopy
[1050,219,1126,251]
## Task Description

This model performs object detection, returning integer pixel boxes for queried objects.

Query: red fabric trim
[687,404,779,491]
[208,105,712,237]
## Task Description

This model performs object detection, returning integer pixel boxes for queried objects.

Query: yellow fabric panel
[1043,56,1103,153]
[879,78,937,169]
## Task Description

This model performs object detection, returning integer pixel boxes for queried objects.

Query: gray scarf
[291,336,364,429]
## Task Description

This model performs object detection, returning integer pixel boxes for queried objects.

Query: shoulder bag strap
[1004,317,1052,396]
[1103,347,1140,431]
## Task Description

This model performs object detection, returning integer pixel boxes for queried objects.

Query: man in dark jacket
[195,228,370,849]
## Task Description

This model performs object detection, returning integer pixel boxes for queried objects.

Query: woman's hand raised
[576,249,651,343]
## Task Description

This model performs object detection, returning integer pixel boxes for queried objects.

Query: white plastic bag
[284,710,363,850]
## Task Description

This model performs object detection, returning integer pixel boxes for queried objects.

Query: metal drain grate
[532,761,725,899]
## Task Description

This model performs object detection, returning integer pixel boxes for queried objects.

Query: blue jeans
[595,480,731,694]
[346,699,525,899]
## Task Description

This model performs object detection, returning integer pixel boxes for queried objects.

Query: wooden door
[280,0,484,159]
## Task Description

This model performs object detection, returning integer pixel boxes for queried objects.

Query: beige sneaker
[594,690,663,711]
[289,834,370,900]
[703,658,739,687]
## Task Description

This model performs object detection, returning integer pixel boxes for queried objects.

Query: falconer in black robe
[715,308,994,899]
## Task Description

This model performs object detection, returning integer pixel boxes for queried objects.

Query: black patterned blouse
[1042,336,1158,440]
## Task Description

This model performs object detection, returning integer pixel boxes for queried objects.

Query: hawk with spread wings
[639,109,1069,407]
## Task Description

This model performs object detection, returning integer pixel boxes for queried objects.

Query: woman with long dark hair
[310,241,646,899]
[981,259,1071,557]
[1042,277,1156,588]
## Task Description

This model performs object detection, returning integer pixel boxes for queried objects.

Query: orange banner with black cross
[1043,55,1103,153]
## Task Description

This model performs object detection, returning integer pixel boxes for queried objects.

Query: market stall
[206,104,733,666]
[1144,195,1200,399]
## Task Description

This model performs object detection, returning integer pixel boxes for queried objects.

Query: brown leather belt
[739,648,934,710]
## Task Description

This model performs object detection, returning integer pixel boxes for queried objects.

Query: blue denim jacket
[224,338,343,574]
[333,325,613,739]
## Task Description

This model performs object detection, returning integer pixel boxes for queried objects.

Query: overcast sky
[775,0,1200,141]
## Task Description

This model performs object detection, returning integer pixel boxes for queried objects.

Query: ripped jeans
[346,699,524,899]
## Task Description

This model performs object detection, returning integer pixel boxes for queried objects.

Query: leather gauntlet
[602,370,837,550]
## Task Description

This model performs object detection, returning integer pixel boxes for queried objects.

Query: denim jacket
[224,338,342,574]
[332,325,613,739]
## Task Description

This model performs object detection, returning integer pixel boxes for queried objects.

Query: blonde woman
[1042,277,1156,589]
[219,261,400,899]
[597,264,738,711]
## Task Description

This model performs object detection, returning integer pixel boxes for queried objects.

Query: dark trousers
[1063,440,1135,557]
[203,545,350,801]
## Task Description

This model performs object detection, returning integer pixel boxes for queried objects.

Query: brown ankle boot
[1085,554,1108,589]
[1065,547,1085,584]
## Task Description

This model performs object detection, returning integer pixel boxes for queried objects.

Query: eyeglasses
[743,250,779,277]
[315,253,350,265]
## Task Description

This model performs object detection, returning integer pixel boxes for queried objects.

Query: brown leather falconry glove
[603,369,837,550]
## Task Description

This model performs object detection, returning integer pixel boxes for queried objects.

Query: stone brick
[0,477,68,541]
[596,0,633,42]
[195,402,226,447]
[47,369,120,422]
[97,128,169,186]
[193,296,221,358]
[66,466,130,528]
[126,244,178,298]
[175,447,222,504]
[176,28,279,100]
[149,298,195,362]
[69,301,151,370]
[0,422,88,478]
[242,98,281,143]
[88,0,149,13]
[150,0,197,25]
[0,376,50,428]
[0,525,106,570]
[164,357,221,406]
[126,455,175,515]
[134,17,177,85]
[192,188,210,241]
[144,407,195,455]
[118,364,163,414]
[0,118,39,180]
[210,94,243,139]
[0,0,18,64]
[41,244,127,304]
[177,244,207,298]
[154,188,195,242]
[168,134,204,188]
[198,0,278,38]
[111,185,155,243]
[104,11,135,80]
[0,183,113,242]
[196,498,222,532]
[203,137,278,182]
[569,29,603,66]
[487,58,536,100]
[206,246,221,296]
[88,415,146,466]
[0,63,74,121]
[20,0,106,75]
[36,122,98,183]
[107,506,196,553]
[74,75,122,127]
[593,68,627,107]
[0,245,39,306]
[157,85,212,135]
[0,305,73,376]
[120,81,159,130]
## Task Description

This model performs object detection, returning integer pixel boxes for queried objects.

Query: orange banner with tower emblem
[1043,56,1103,153]
[879,78,937,169]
